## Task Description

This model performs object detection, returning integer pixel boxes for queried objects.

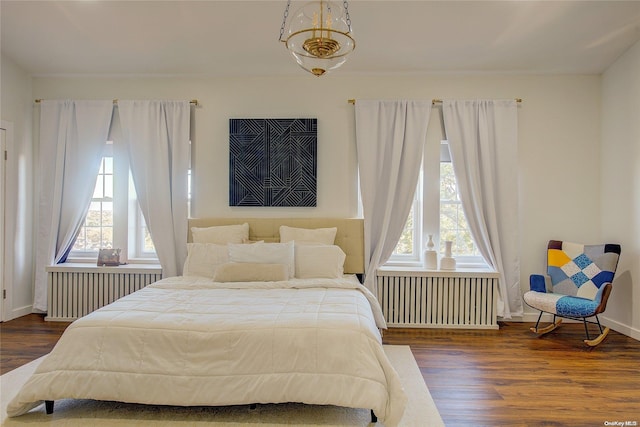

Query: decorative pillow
[191,223,249,244]
[295,244,346,279]
[213,262,289,282]
[228,241,295,277]
[182,243,229,278]
[279,225,337,245]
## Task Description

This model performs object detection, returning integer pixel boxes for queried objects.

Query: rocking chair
[523,240,621,346]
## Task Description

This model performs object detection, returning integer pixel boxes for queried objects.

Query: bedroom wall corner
[601,39,640,340]
[1,53,35,320]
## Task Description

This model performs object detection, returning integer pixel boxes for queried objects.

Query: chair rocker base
[530,310,611,347]
[530,318,562,335]
[584,326,610,347]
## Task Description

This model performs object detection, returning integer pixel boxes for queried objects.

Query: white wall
[601,40,640,340]
[32,73,605,322]
[0,53,35,320]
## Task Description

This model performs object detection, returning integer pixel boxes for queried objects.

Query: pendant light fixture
[279,0,355,77]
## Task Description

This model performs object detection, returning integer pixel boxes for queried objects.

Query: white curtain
[355,100,431,292]
[34,100,114,311]
[117,100,190,278]
[442,99,522,318]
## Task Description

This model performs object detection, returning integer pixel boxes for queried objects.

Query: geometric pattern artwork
[229,118,317,207]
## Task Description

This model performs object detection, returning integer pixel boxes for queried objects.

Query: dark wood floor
[2,314,639,426]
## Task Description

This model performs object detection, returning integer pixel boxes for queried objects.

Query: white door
[0,124,5,321]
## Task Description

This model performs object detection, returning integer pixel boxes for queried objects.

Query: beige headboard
[188,218,364,275]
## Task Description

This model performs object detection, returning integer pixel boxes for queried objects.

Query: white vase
[444,240,453,258]
[423,235,438,269]
[440,240,456,270]
[427,234,435,250]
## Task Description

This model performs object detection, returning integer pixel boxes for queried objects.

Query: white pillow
[183,243,229,278]
[191,223,249,244]
[279,225,337,245]
[228,241,295,277]
[213,262,289,282]
[295,244,346,279]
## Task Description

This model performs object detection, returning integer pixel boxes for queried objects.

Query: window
[70,141,156,262]
[390,140,484,267]
[439,143,481,261]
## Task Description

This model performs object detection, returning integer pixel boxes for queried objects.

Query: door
[0,124,6,321]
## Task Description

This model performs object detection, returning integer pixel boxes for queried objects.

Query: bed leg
[45,400,54,414]
[371,409,377,423]
[249,403,257,410]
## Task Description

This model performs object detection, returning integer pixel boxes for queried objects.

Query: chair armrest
[594,283,612,314]
[530,274,547,293]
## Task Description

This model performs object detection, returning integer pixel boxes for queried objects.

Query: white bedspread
[8,276,407,425]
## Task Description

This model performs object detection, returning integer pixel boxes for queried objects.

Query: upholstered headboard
[187,218,364,275]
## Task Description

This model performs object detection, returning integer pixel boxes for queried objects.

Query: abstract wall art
[229,118,317,207]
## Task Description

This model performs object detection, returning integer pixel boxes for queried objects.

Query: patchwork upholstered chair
[523,240,621,346]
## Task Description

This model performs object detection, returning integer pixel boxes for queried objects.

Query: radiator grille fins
[376,274,498,329]
[47,270,162,321]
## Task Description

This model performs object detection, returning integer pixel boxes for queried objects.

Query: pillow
[213,262,289,282]
[191,223,249,244]
[295,244,346,279]
[183,243,229,278]
[279,225,337,245]
[228,241,295,277]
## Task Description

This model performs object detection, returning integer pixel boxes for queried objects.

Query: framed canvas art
[229,118,317,207]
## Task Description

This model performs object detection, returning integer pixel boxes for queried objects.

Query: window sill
[377,264,499,278]
[47,262,162,274]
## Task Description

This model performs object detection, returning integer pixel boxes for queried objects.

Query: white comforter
[8,276,407,425]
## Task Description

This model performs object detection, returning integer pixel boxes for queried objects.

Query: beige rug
[1,345,443,427]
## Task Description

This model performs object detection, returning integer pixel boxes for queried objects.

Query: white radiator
[376,268,500,330]
[46,263,162,321]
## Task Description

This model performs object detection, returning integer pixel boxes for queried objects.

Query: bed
[8,218,407,426]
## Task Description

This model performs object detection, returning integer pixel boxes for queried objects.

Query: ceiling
[2,1,640,77]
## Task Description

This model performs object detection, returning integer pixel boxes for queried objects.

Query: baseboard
[6,304,33,321]
[601,316,640,341]
[502,313,581,324]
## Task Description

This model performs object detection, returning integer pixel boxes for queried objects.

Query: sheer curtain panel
[117,100,190,278]
[442,99,522,318]
[355,100,431,292]
[34,100,114,311]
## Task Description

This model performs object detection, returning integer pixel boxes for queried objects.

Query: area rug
[1,345,443,426]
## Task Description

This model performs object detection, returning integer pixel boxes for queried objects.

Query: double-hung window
[70,140,156,262]
[389,140,485,267]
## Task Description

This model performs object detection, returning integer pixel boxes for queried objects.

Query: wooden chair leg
[45,400,54,414]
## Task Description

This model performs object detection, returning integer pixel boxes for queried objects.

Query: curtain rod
[347,98,522,105]
[35,99,200,107]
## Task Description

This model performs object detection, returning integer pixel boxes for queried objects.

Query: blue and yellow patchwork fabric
[524,240,621,318]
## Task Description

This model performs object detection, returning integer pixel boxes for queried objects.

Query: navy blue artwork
[229,118,317,207]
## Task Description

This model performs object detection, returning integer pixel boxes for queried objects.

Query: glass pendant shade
[281,0,355,76]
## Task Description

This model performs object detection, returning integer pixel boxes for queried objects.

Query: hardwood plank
[383,321,640,426]
[0,314,70,374]
[1,316,639,426]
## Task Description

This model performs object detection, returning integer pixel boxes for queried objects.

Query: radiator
[46,263,162,321]
[376,269,500,329]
